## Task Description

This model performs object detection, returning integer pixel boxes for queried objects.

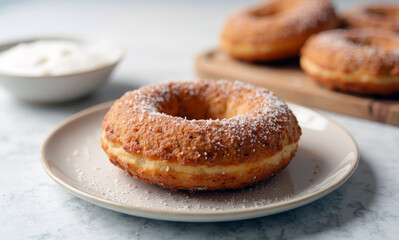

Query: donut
[300,28,399,95]
[101,80,301,191]
[342,4,399,32]
[220,0,338,62]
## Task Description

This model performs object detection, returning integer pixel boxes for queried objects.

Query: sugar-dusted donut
[300,28,399,95]
[220,0,338,62]
[342,4,399,32]
[101,80,301,191]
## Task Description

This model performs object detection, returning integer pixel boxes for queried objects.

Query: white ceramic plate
[41,102,358,222]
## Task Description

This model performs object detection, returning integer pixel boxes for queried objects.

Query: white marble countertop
[1,0,398,239]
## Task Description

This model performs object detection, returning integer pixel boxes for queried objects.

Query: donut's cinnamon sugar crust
[300,28,399,95]
[343,4,399,32]
[220,0,338,61]
[101,80,301,190]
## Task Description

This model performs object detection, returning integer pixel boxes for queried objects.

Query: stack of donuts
[220,0,399,95]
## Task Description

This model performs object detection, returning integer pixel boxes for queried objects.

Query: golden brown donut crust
[300,28,399,95]
[221,0,338,61]
[101,80,301,191]
[342,4,399,32]
[102,137,297,191]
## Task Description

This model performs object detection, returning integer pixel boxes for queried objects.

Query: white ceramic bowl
[0,36,124,103]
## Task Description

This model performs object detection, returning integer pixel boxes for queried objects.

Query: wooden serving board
[196,49,399,126]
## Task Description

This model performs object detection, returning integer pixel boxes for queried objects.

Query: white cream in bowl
[0,37,124,103]
[0,40,121,77]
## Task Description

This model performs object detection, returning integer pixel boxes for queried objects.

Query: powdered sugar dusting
[110,79,297,162]
[47,99,343,215]
[73,153,297,211]
[311,28,399,67]
[276,0,335,35]
[66,128,300,212]
[229,0,336,40]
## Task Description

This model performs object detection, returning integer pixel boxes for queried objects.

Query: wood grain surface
[195,49,399,126]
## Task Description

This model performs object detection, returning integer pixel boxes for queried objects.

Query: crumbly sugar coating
[300,28,399,95]
[301,28,399,76]
[222,0,337,43]
[343,4,399,32]
[102,80,301,167]
[220,0,338,61]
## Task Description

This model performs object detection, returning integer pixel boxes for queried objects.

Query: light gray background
[0,0,398,239]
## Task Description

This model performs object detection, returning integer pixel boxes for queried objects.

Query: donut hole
[346,36,374,47]
[250,6,279,17]
[346,36,399,50]
[366,7,399,19]
[158,90,251,120]
[248,0,300,18]
[248,0,291,18]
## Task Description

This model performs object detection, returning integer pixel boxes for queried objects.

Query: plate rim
[40,101,359,222]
